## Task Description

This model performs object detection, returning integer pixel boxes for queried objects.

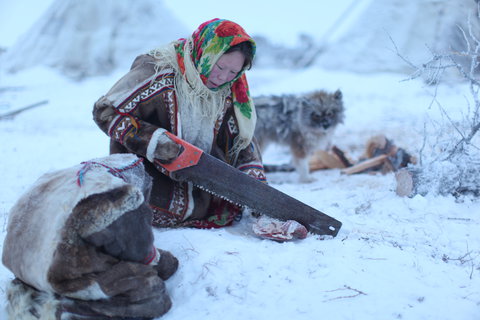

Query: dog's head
[300,89,345,131]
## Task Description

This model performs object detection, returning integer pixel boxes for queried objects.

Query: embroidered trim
[76,158,144,187]
[151,205,180,227]
[237,162,267,183]
[115,72,174,115]
[181,198,241,229]
[108,72,175,143]
[227,115,239,135]
[168,182,189,219]
[143,246,158,265]
[164,90,179,136]
[108,115,136,143]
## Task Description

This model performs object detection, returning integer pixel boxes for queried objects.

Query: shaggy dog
[254,89,345,182]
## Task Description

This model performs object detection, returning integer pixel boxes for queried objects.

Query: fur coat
[2,154,178,319]
[93,54,267,228]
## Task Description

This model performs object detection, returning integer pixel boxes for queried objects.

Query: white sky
[162,0,359,45]
[0,0,361,48]
[0,0,53,47]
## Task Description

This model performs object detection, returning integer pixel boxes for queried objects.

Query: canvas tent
[1,0,189,79]
[315,0,480,76]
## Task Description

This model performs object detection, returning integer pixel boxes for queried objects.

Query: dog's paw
[298,173,316,183]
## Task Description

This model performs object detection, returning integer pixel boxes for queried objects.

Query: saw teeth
[194,183,241,206]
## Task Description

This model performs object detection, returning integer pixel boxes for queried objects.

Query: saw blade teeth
[193,183,238,205]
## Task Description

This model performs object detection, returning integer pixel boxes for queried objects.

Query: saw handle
[155,132,203,172]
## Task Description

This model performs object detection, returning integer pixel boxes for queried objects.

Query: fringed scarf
[150,18,256,159]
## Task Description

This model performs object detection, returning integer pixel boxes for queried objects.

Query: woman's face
[206,51,245,89]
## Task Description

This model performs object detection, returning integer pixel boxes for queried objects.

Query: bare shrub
[394,6,480,197]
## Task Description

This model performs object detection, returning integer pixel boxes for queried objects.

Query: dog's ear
[334,90,342,100]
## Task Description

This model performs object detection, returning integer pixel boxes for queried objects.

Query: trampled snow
[1,63,478,320]
[0,1,479,320]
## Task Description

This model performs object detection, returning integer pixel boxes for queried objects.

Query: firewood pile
[309,134,417,175]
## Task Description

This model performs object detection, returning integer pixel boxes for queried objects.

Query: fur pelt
[254,89,345,182]
[2,154,176,319]
[6,279,59,320]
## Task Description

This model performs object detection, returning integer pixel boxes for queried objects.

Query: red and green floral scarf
[174,19,257,147]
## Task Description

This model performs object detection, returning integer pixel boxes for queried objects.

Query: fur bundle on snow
[6,279,59,320]
[2,153,177,319]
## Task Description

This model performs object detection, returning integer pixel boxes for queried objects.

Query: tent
[315,0,480,76]
[1,0,189,79]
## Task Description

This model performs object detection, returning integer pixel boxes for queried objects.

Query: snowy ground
[0,65,479,320]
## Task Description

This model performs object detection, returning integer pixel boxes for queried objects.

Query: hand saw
[154,132,342,237]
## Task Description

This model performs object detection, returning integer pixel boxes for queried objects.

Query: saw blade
[170,154,342,236]
[156,132,342,237]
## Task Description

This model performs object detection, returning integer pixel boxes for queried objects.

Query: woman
[93,18,267,229]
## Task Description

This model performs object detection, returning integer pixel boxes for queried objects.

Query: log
[341,154,388,175]
[309,145,353,171]
[309,150,347,171]
[308,136,416,175]
[332,145,353,167]
[365,134,391,158]
[352,135,416,175]
[395,168,418,197]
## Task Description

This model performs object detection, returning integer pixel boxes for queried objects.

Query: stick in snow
[0,100,49,120]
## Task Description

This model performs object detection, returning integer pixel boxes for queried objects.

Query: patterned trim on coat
[226,115,239,136]
[168,181,194,221]
[150,182,192,227]
[145,76,195,226]
[108,72,175,143]
[164,90,178,135]
[238,161,267,183]
[116,73,174,114]
[108,115,136,143]
[180,197,241,229]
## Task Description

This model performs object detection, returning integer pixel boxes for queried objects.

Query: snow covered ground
[0,63,479,320]
[1,0,479,319]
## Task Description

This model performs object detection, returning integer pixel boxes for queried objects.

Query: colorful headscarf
[174,19,257,155]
